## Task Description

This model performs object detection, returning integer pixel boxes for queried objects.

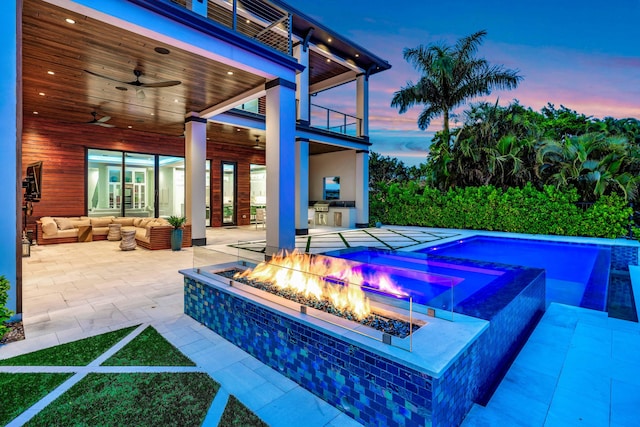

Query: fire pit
[182,247,545,427]
[215,250,422,338]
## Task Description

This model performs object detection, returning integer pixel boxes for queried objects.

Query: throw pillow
[41,218,57,236]
[90,217,113,227]
[70,219,91,228]
[139,218,152,228]
[54,217,75,230]
[113,217,135,226]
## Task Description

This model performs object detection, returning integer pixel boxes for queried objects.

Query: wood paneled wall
[22,116,265,229]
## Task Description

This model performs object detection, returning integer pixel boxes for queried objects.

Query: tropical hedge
[1,275,13,338]
[370,182,632,239]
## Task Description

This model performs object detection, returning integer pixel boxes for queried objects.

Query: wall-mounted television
[24,161,42,201]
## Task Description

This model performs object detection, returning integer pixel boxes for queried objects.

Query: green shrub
[0,275,14,338]
[370,183,631,239]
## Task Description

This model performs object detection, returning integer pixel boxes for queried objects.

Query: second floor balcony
[170,0,293,55]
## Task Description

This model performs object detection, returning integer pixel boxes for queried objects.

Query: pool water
[418,236,611,311]
[323,247,543,318]
[326,236,612,314]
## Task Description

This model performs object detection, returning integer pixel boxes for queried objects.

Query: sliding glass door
[158,156,185,218]
[124,153,155,217]
[222,162,236,225]
[88,149,185,219]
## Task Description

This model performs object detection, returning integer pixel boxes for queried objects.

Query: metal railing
[310,103,362,137]
[170,0,292,55]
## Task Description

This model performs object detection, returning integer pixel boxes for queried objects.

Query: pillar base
[295,228,309,236]
[192,238,207,246]
[355,223,369,228]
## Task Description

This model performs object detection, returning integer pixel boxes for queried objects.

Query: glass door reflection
[124,153,155,217]
[222,162,236,225]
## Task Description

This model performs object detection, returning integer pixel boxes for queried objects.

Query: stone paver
[3,226,640,426]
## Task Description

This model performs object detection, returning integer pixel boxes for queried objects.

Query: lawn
[0,325,138,366]
[0,325,268,426]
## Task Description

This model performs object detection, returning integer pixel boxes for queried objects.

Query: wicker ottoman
[119,229,136,251]
[107,223,122,241]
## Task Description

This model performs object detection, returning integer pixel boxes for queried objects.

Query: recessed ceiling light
[236,128,241,132]
[150,113,155,116]
[174,99,179,103]
[246,19,250,23]
[328,38,332,43]
[154,47,170,55]
[47,71,55,75]
[227,71,234,75]
[355,53,360,58]
[33,111,38,115]
[128,125,133,129]
[326,58,331,63]
[206,137,210,140]
[65,18,75,24]
[38,92,45,96]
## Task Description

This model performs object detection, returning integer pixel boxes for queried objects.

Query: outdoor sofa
[36,216,192,250]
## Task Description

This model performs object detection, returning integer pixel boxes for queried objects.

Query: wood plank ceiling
[22,0,354,152]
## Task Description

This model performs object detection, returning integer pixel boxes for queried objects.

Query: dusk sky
[287,0,640,166]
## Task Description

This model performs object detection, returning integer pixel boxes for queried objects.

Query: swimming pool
[326,235,612,313]
[323,246,545,320]
[418,236,611,311]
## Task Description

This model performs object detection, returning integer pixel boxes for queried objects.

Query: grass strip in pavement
[102,326,195,366]
[219,395,268,427]
[0,325,139,366]
[0,372,73,426]
[25,372,219,427]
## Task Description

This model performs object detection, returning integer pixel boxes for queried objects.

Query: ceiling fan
[253,135,265,150]
[84,68,181,99]
[86,111,115,128]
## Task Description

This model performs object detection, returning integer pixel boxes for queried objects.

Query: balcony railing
[310,103,362,137]
[170,0,292,55]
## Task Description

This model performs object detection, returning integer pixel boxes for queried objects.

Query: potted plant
[167,216,187,251]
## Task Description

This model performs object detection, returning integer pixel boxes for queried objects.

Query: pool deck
[2,225,639,426]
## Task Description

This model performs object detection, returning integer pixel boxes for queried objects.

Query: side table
[107,223,122,241]
[119,229,137,251]
[77,225,93,242]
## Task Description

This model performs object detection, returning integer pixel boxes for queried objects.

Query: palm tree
[536,133,639,201]
[391,30,522,143]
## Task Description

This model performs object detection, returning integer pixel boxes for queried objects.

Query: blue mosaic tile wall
[611,245,639,271]
[431,271,546,426]
[184,269,545,427]
[185,276,434,426]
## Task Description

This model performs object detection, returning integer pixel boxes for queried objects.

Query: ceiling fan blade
[98,122,115,128]
[84,69,127,84]
[139,80,182,88]
[97,115,111,123]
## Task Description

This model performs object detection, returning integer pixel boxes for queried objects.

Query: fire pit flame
[234,250,408,320]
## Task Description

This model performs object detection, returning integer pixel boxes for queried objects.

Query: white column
[356,74,369,137]
[295,138,309,234]
[191,0,207,17]
[265,78,296,254]
[184,114,207,246]
[293,44,310,123]
[355,150,369,228]
[1,0,19,316]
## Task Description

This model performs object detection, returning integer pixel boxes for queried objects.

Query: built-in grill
[314,201,330,225]
[314,201,330,212]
